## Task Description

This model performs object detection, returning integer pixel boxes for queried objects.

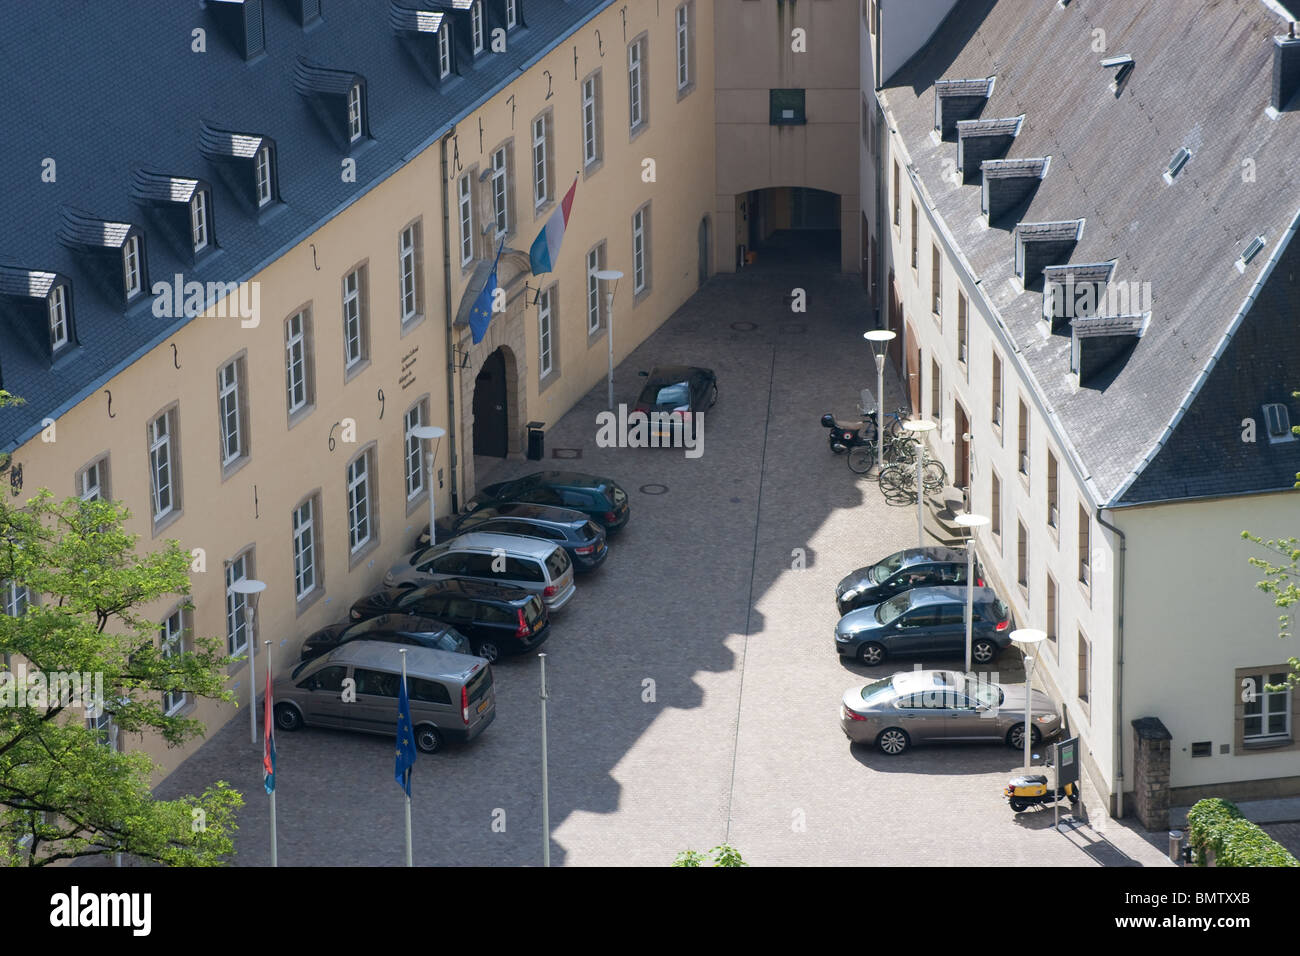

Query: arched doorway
[473,348,509,458]
[737,187,841,270]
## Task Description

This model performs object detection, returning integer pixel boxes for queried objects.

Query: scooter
[821,389,879,454]
[1004,773,1080,812]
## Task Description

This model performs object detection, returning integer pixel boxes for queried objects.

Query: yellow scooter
[1004,774,1080,813]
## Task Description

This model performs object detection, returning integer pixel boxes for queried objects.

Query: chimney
[1272,24,1300,112]
[1014,219,1084,286]
[956,117,1023,183]
[1071,313,1149,384]
[208,0,266,60]
[933,77,994,140]
[980,157,1049,226]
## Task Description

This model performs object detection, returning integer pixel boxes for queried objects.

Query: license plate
[477,698,490,714]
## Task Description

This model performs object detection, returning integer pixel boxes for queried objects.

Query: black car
[349,579,549,663]
[300,613,474,662]
[466,471,630,535]
[414,502,608,572]
[633,365,717,442]
[834,586,1015,667]
[835,547,984,615]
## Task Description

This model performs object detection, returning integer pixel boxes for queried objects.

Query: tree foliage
[672,844,748,867]
[0,490,242,865]
[1242,530,1300,687]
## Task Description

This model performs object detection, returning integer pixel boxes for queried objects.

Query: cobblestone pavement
[1261,823,1300,858]
[156,233,1172,867]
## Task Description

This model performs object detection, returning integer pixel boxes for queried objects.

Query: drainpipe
[440,129,461,514]
[1097,508,1127,820]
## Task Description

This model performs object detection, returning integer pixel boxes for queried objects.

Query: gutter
[440,130,461,515]
[1096,508,1127,820]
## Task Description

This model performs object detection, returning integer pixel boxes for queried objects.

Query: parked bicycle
[878,453,948,500]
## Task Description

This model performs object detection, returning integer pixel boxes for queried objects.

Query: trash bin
[526,421,545,461]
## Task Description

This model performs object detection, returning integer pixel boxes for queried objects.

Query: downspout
[440,129,461,514]
[1097,508,1126,820]
[874,2,885,329]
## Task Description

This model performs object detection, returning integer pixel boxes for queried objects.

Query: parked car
[274,642,495,754]
[835,547,983,615]
[632,365,718,443]
[465,471,630,535]
[383,532,576,611]
[299,613,473,662]
[833,585,1014,666]
[414,503,608,572]
[350,579,549,663]
[839,669,1061,755]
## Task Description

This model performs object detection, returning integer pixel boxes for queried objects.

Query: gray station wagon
[383,531,576,611]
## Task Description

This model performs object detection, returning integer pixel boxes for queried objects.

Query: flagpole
[265,640,277,868]
[539,651,550,868]
[401,649,413,868]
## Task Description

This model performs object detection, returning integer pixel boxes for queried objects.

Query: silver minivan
[272,642,495,753]
[382,531,577,611]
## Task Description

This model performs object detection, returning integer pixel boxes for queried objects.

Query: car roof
[433,531,560,557]
[313,641,484,678]
[396,578,531,603]
[906,585,998,605]
[646,365,708,382]
[893,546,966,566]
[889,670,961,694]
[508,471,608,488]
[475,503,588,523]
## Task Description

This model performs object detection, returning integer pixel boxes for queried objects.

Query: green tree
[1243,531,1300,688]
[672,844,748,867]
[0,490,242,865]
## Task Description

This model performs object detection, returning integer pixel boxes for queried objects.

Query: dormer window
[198,124,278,211]
[471,1,484,54]
[439,24,452,76]
[255,145,273,206]
[348,84,363,142]
[506,0,518,29]
[191,190,210,252]
[49,286,69,350]
[1263,403,1295,443]
[123,236,142,299]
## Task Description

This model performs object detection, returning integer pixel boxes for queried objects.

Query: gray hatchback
[834,585,1014,666]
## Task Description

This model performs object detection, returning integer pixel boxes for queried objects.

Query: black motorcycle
[821,388,879,455]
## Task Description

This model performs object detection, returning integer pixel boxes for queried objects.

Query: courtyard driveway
[157,233,1172,867]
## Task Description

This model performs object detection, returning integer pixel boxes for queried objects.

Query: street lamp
[229,578,267,744]
[953,511,989,675]
[411,424,446,549]
[901,418,937,547]
[864,330,896,475]
[595,269,624,410]
[1011,628,1047,770]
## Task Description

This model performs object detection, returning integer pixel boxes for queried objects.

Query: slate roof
[881,0,1300,506]
[0,0,608,451]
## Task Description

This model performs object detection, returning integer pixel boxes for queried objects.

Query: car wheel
[857,642,886,666]
[1005,723,1042,750]
[1008,797,1028,812]
[1068,789,1080,806]
[708,383,718,408]
[414,724,443,754]
[876,727,910,755]
[972,639,998,665]
[274,703,303,732]
[476,639,501,664]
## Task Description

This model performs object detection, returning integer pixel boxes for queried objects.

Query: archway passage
[472,347,509,458]
[736,187,840,271]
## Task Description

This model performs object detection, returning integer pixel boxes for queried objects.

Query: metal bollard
[1168,830,1184,865]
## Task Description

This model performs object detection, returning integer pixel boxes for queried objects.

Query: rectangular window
[892,161,901,228]
[404,402,427,501]
[538,286,554,378]
[2,581,30,618]
[1018,399,1029,477]
[1077,629,1091,705]
[438,24,451,77]
[506,0,518,29]
[217,358,245,467]
[255,146,273,206]
[991,470,1002,546]
[285,309,313,417]
[342,266,368,370]
[471,1,484,54]
[930,357,941,423]
[399,222,422,325]
[991,352,1003,428]
[123,236,142,299]
[582,72,603,167]
[931,244,942,316]
[161,609,187,715]
[225,552,251,656]
[78,455,109,502]
[293,498,318,601]
[1047,450,1059,530]
[532,114,551,208]
[1045,572,1058,656]
[491,147,510,237]
[675,3,691,91]
[632,204,649,295]
[1078,503,1091,587]
[347,84,363,141]
[586,244,605,333]
[191,191,209,252]
[148,408,179,522]
[48,286,69,350]
[769,88,806,124]
[347,450,373,554]
[910,201,919,270]
[628,37,647,132]
[458,172,474,265]
[1263,403,1295,443]
[957,293,969,364]
[1017,519,1029,593]
[1242,671,1292,741]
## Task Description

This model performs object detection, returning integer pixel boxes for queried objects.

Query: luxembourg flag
[263,665,276,795]
[528,176,578,276]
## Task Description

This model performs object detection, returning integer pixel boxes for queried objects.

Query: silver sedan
[840,669,1061,755]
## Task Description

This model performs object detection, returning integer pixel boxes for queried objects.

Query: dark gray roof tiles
[1016,219,1085,242]
[982,157,1049,179]
[198,124,268,161]
[56,210,135,251]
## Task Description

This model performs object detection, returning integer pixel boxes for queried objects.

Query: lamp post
[901,418,937,547]
[229,578,267,745]
[1011,628,1047,770]
[953,512,989,675]
[595,270,624,410]
[411,424,446,548]
[864,330,896,475]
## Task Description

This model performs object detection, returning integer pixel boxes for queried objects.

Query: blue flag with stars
[395,670,415,797]
[469,239,505,345]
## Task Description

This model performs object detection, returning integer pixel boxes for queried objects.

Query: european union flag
[395,671,416,797]
[469,239,505,345]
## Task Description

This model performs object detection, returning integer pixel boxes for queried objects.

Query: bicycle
[878,455,948,501]
[881,432,920,465]
[847,440,879,474]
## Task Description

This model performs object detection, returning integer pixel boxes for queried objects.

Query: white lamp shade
[863,330,896,343]
[594,269,624,281]
[902,418,937,434]
[1010,628,1047,647]
[411,425,446,441]
[229,578,267,595]
[954,512,990,528]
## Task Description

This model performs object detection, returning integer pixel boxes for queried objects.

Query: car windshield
[859,677,894,703]
[962,677,1004,708]
[290,659,312,680]
[875,591,912,625]
[871,551,907,584]
[653,382,690,408]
